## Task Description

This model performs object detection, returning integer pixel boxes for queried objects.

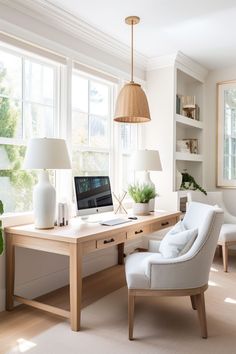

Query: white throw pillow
[159,222,198,258]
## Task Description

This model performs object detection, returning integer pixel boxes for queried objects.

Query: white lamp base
[139,171,155,212]
[33,170,56,229]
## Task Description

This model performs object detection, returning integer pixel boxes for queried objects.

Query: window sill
[1,211,34,227]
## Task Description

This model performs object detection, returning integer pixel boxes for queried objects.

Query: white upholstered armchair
[125,202,223,340]
[188,191,236,272]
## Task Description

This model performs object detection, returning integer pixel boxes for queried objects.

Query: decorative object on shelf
[113,191,128,214]
[23,138,72,229]
[176,94,200,120]
[176,139,191,153]
[180,172,207,195]
[182,105,195,119]
[190,139,198,154]
[133,149,162,211]
[114,16,150,123]
[0,200,4,255]
[176,170,182,190]
[128,184,157,215]
[177,139,198,154]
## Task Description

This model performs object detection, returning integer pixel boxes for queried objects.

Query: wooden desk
[5,211,180,331]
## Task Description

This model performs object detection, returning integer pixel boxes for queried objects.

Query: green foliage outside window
[0,68,37,211]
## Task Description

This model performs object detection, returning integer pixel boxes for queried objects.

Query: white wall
[0,3,145,312]
[204,65,236,215]
[145,66,176,210]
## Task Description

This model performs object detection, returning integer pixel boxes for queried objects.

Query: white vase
[133,203,150,216]
[176,170,182,190]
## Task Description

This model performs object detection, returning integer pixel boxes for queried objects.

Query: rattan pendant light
[114,16,151,123]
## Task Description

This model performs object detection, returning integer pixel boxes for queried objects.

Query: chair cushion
[125,252,163,289]
[159,221,198,258]
[219,224,236,242]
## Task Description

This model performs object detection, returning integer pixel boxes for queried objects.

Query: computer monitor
[74,176,114,217]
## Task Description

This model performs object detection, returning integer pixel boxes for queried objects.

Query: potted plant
[0,201,4,255]
[181,172,207,195]
[128,184,157,215]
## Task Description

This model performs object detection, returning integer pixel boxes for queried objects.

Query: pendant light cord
[131,19,134,83]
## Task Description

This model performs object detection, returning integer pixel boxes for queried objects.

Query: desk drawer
[151,217,177,232]
[96,232,126,249]
[127,225,151,240]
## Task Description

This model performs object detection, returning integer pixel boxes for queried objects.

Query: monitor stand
[80,215,103,223]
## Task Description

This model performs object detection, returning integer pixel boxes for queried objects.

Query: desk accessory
[113,191,128,214]
[23,138,71,229]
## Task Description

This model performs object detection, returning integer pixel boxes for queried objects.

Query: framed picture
[217,80,236,187]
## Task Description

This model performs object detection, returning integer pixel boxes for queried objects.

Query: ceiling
[47,0,236,70]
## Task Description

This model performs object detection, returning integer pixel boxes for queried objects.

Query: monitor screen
[74,176,113,215]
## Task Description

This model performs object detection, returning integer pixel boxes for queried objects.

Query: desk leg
[69,243,82,331]
[118,242,125,265]
[6,234,15,311]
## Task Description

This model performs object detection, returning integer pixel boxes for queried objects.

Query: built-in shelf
[175,152,203,162]
[175,114,203,129]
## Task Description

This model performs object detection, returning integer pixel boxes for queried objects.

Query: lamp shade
[114,83,151,123]
[133,150,162,171]
[23,138,71,170]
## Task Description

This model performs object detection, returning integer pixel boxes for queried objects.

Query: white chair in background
[125,202,223,340]
[187,191,236,272]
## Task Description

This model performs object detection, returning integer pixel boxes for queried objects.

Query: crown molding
[2,0,148,70]
[147,51,208,82]
[175,51,208,82]
[147,53,177,71]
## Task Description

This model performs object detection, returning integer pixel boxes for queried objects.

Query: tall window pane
[0,46,58,212]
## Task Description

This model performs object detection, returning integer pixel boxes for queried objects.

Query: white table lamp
[133,149,162,185]
[23,138,71,229]
[133,149,162,211]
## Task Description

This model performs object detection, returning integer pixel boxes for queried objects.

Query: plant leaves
[0,229,3,255]
[0,200,3,215]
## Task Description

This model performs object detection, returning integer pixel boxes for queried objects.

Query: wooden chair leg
[196,292,208,339]
[128,291,135,340]
[218,245,223,258]
[222,244,229,272]
[190,295,197,310]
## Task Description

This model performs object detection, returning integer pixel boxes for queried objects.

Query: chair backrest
[187,191,235,223]
[149,202,224,290]
[180,201,224,287]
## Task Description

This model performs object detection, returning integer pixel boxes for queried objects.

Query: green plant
[128,184,157,203]
[0,200,4,255]
[181,172,207,195]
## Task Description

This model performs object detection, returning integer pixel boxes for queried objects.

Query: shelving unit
[175,114,203,129]
[174,68,204,194]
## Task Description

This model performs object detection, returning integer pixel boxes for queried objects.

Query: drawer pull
[161,221,169,226]
[135,229,143,235]
[103,238,115,244]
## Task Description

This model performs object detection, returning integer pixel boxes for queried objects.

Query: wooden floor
[0,265,126,354]
[1,252,236,354]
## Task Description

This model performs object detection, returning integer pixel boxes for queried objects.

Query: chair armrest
[148,240,161,252]
[144,252,207,289]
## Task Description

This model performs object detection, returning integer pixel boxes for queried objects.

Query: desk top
[5,211,181,244]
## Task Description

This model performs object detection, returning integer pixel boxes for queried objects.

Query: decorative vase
[133,203,150,216]
[176,170,182,190]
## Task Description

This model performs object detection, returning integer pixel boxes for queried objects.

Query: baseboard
[0,238,143,312]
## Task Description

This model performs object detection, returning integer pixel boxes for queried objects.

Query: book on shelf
[176,94,200,120]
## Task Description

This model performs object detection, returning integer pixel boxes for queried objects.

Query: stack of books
[176,94,200,120]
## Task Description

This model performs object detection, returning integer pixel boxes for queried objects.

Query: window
[71,72,112,178]
[0,46,58,212]
[72,70,139,195]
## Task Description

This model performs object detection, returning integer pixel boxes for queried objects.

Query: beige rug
[5,255,236,354]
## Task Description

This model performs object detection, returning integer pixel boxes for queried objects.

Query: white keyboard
[100,218,132,226]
